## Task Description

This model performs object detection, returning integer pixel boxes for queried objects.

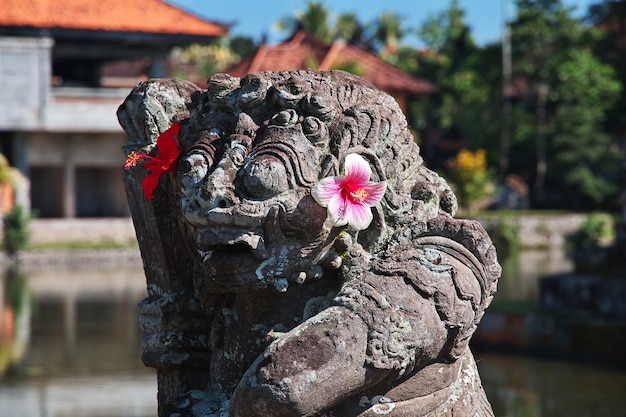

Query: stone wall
[477,213,589,249]
[0,218,140,268]
[25,214,591,248]
[28,217,137,245]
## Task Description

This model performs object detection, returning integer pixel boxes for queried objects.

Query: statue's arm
[228,305,392,417]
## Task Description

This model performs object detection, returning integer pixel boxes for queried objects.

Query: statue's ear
[118,79,198,147]
[413,234,497,361]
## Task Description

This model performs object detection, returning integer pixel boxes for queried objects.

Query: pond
[477,351,626,417]
[0,249,625,417]
[0,260,156,417]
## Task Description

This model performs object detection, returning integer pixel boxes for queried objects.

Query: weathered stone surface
[118,70,501,416]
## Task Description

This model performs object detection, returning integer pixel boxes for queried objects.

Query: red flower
[124,122,182,200]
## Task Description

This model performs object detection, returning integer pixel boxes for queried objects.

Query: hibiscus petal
[327,192,348,226]
[344,153,371,184]
[142,171,161,200]
[363,180,387,206]
[155,122,182,168]
[311,176,342,207]
[345,202,374,231]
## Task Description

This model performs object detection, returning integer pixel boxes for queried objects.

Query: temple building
[226,30,436,117]
[0,0,226,217]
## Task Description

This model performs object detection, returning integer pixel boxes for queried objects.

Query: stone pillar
[0,36,53,130]
[148,50,168,78]
[62,135,76,218]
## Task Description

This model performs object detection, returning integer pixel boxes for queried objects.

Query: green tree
[276,1,408,55]
[229,36,257,60]
[275,2,407,78]
[415,0,483,128]
[415,0,475,128]
[588,0,626,137]
[3,205,31,260]
[172,36,257,80]
[418,0,475,60]
[372,12,405,56]
[410,0,500,169]
[335,12,372,49]
[509,0,622,206]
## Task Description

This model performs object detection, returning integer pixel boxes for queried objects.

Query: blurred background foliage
[176,0,626,212]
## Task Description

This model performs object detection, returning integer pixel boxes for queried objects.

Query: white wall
[0,37,53,130]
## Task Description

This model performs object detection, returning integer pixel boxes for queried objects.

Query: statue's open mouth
[197,227,268,261]
[193,203,308,261]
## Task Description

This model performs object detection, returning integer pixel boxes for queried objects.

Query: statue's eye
[238,125,321,200]
[239,156,290,199]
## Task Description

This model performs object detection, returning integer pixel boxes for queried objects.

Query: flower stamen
[349,188,369,204]
[124,151,148,170]
[122,121,182,200]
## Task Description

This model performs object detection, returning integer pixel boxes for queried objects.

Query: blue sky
[167,0,598,47]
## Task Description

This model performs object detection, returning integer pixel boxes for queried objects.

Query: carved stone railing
[118,70,501,417]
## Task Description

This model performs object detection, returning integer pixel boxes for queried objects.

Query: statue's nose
[199,179,237,210]
[179,132,252,213]
[179,150,240,211]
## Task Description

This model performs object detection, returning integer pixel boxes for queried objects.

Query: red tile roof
[0,0,227,37]
[227,31,435,95]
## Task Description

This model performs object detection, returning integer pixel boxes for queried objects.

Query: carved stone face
[177,112,339,293]
[172,70,460,295]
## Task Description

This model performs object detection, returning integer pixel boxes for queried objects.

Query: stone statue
[118,70,501,417]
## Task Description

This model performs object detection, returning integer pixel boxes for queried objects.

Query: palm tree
[276,1,333,43]
[276,1,405,55]
[372,12,405,54]
[335,12,373,50]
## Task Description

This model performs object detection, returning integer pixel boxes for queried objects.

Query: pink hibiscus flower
[124,122,182,200]
[311,153,387,230]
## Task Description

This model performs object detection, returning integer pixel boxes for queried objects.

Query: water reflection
[496,248,573,304]
[477,351,626,417]
[0,249,625,417]
[0,261,156,417]
[477,247,626,416]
